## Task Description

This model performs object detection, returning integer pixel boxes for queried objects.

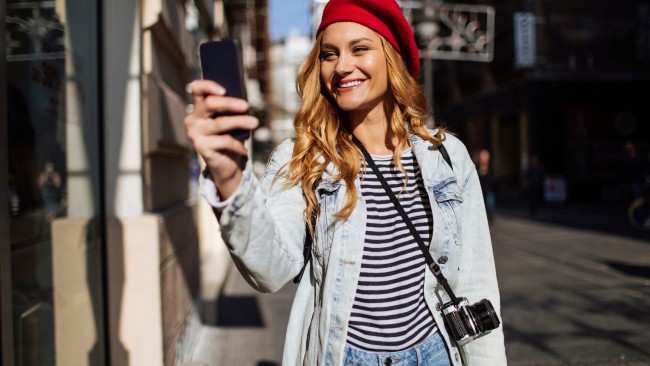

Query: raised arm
[205,140,308,293]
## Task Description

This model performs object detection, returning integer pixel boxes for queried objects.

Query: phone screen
[199,39,250,139]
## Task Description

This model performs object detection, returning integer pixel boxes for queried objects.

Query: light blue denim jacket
[201,132,507,365]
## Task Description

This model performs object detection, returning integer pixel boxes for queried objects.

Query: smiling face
[319,22,389,117]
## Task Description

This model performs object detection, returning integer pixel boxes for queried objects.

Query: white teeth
[339,80,363,88]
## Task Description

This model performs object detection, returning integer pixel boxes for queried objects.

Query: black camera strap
[293,219,313,284]
[353,136,459,303]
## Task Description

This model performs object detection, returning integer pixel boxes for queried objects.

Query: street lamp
[412,1,439,117]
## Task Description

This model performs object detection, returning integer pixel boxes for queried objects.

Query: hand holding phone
[199,38,250,140]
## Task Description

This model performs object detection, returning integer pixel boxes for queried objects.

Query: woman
[184,0,506,364]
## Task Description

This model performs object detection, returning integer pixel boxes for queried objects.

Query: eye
[353,46,369,54]
[320,51,337,61]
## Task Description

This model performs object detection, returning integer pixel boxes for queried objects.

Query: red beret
[317,0,420,78]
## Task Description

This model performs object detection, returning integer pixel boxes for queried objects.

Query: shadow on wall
[106,220,129,366]
[103,0,139,364]
[160,205,201,364]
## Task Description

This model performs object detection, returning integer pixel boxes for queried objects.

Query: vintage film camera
[442,297,500,346]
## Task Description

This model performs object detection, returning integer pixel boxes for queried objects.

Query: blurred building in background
[277,0,650,206]
[309,0,650,206]
[269,30,311,143]
[430,0,650,204]
[1,1,269,366]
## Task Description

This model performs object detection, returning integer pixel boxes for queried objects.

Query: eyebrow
[321,37,375,50]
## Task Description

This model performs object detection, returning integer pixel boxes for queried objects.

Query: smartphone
[199,38,250,140]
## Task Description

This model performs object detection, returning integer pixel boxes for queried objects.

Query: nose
[335,52,354,75]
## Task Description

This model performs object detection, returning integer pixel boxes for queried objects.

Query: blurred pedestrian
[477,149,496,221]
[184,0,505,364]
[8,173,20,216]
[524,154,545,216]
[37,161,61,222]
[622,140,648,201]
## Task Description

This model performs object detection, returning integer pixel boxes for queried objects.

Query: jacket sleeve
[454,142,507,365]
[210,139,307,293]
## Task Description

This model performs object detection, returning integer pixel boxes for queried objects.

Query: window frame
[0,0,16,364]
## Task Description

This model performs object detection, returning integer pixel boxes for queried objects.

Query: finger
[195,134,249,158]
[190,80,225,105]
[186,115,257,140]
[206,115,258,135]
[191,94,249,118]
[202,95,249,116]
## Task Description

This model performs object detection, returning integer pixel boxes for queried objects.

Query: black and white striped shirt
[346,149,437,351]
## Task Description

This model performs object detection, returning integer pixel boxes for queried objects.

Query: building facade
[430,0,650,203]
[1,1,269,365]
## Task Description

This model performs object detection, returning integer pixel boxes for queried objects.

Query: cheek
[320,68,336,95]
[363,58,387,82]
[320,63,333,82]
[376,67,389,92]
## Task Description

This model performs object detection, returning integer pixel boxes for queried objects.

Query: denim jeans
[343,332,452,366]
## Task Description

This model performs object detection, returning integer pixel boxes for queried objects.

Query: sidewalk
[188,263,295,366]
[186,208,650,365]
[490,216,650,365]
[495,196,650,242]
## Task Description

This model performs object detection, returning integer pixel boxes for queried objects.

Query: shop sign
[544,176,567,204]
[514,12,536,68]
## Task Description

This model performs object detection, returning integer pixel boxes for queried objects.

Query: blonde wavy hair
[284,31,445,231]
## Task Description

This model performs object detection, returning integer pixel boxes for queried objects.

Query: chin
[334,98,367,112]
[336,104,357,111]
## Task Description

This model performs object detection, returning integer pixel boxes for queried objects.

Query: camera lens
[472,299,500,332]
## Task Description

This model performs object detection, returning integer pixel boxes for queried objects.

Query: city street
[493,216,650,365]
[189,215,650,366]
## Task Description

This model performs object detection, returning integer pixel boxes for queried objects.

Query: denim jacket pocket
[432,180,464,246]
[314,181,341,264]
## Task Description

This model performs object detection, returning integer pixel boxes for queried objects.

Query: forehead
[320,22,381,45]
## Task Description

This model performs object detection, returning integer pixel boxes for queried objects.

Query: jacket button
[384,357,392,365]
[455,353,460,361]
[436,303,442,311]
[438,256,448,264]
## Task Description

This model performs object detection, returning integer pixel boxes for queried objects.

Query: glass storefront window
[3,0,105,365]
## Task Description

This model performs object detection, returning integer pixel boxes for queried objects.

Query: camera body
[442,297,500,346]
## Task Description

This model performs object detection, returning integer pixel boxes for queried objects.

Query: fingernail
[213,86,226,95]
[185,83,193,94]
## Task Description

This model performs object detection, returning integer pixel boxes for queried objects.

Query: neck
[349,104,397,155]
